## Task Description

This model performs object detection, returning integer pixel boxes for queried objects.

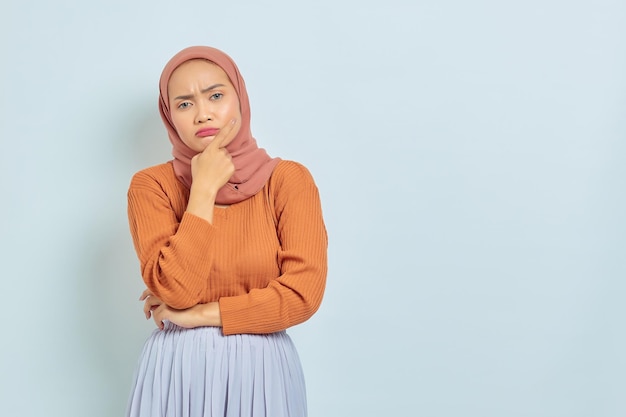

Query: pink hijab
[158,46,280,204]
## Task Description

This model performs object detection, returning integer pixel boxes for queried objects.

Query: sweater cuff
[174,212,217,260]
[219,295,253,335]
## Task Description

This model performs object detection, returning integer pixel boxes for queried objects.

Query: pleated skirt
[125,322,307,417]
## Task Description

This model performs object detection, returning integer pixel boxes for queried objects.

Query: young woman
[125,46,327,417]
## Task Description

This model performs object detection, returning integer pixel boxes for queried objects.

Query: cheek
[222,123,242,148]
[170,113,190,136]
[227,97,242,118]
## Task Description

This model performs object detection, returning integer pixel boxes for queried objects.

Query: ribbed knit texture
[127,160,327,335]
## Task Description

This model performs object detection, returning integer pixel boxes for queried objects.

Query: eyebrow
[173,83,225,101]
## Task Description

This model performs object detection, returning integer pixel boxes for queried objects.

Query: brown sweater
[127,160,328,335]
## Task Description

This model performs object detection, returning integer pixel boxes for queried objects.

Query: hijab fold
[158,46,280,205]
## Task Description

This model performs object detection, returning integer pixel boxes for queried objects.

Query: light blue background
[1,1,624,416]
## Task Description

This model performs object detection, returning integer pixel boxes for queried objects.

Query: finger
[153,313,163,330]
[153,306,166,330]
[143,300,153,319]
[139,288,153,301]
[143,295,162,318]
[207,118,238,151]
[144,295,161,309]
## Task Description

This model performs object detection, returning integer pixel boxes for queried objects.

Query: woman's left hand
[140,289,222,330]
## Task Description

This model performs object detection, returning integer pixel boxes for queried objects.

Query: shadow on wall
[73,101,172,415]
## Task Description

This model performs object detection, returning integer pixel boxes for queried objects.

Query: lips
[196,128,219,137]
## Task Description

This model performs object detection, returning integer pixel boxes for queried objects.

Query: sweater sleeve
[219,162,328,334]
[127,168,216,309]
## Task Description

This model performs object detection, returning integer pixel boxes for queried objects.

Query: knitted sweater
[127,160,328,335]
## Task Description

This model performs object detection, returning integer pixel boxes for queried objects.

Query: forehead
[168,59,234,93]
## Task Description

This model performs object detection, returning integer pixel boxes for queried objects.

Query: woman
[125,46,327,417]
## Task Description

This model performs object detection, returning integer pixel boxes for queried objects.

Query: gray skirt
[125,322,307,417]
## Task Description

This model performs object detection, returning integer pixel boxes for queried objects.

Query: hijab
[158,46,280,204]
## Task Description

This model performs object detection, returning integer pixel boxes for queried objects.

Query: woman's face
[168,59,241,153]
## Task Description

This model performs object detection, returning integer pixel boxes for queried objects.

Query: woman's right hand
[190,118,239,196]
[140,289,222,330]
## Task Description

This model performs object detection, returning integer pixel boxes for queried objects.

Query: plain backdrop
[1,1,625,416]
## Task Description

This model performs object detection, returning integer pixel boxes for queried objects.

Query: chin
[183,139,210,153]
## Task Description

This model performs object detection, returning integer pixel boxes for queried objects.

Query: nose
[195,101,212,123]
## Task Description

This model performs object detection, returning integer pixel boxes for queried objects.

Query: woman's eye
[210,93,223,100]
[177,102,191,109]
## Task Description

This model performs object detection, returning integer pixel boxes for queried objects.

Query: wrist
[187,187,218,222]
[189,182,218,202]
[197,302,223,327]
